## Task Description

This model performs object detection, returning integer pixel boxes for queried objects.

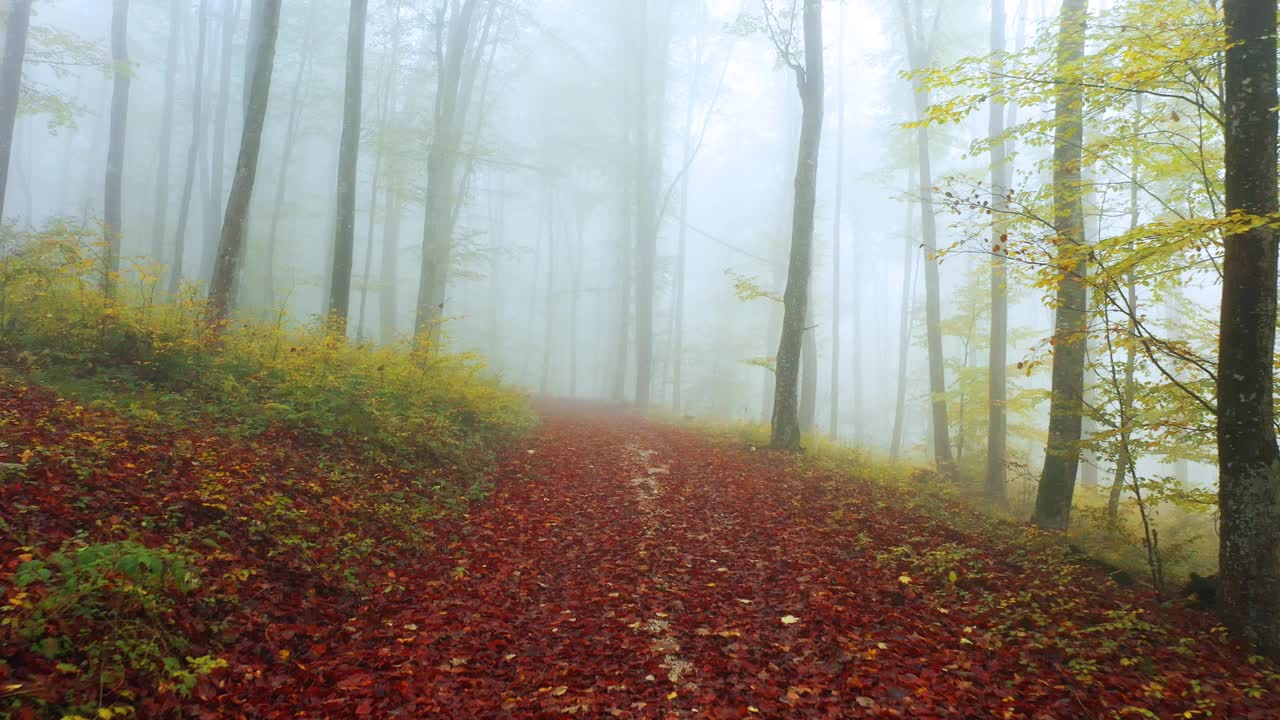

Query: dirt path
[267,402,1275,719]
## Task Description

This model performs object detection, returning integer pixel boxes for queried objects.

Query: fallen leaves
[0,389,1276,717]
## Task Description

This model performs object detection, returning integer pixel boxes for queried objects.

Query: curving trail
[259,401,1275,719]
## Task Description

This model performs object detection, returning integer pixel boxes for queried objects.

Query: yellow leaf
[780,615,800,625]
[667,691,678,700]
[551,686,568,697]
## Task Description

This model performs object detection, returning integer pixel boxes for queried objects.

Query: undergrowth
[0,224,534,717]
[718,422,1218,597]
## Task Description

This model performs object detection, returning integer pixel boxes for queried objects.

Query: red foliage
[1,388,1277,718]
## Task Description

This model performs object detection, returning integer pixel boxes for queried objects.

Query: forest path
[286,401,1273,719]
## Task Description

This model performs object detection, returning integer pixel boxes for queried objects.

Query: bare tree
[898,0,954,475]
[168,0,210,295]
[828,0,846,440]
[766,0,824,450]
[0,0,32,225]
[102,0,131,296]
[206,0,281,325]
[414,0,488,337]
[986,0,1010,507]
[327,0,370,334]
[148,0,184,262]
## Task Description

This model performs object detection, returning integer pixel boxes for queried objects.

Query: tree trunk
[414,0,482,337]
[986,0,1010,507]
[828,0,846,440]
[890,170,917,461]
[379,188,401,343]
[611,161,633,402]
[1218,0,1280,661]
[326,0,368,335]
[799,300,817,433]
[357,2,403,342]
[539,185,555,394]
[103,0,131,296]
[899,0,954,474]
[202,0,237,284]
[0,0,32,225]
[168,0,210,295]
[206,0,280,325]
[569,201,584,398]
[631,0,670,409]
[1032,0,1088,531]
[262,1,316,310]
[769,0,824,450]
[150,0,183,262]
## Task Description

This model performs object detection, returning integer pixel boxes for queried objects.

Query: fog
[4,0,1224,488]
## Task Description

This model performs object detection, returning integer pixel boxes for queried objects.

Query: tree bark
[202,0,238,284]
[262,1,317,311]
[150,0,183,263]
[413,0,482,337]
[828,0,846,440]
[890,168,917,461]
[326,0,368,335]
[799,300,817,433]
[986,0,1010,507]
[1032,0,1088,531]
[206,0,280,325]
[0,0,32,225]
[899,0,954,474]
[167,0,210,295]
[769,0,824,450]
[1218,0,1280,661]
[103,0,131,296]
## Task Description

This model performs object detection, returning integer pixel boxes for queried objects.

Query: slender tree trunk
[168,0,209,295]
[1106,94,1144,525]
[414,0,481,336]
[611,169,633,402]
[799,300,817,433]
[202,0,237,283]
[151,0,183,262]
[1218,0,1280,661]
[326,0,368,335]
[828,0,846,440]
[357,2,402,342]
[569,201,584,398]
[540,188,557,394]
[986,0,1010,507]
[632,0,670,409]
[262,2,316,310]
[671,36,698,413]
[1032,0,1088,530]
[0,0,32,226]
[899,0,954,474]
[379,188,401,342]
[102,0,131,296]
[769,0,824,450]
[206,0,280,325]
[890,169,917,460]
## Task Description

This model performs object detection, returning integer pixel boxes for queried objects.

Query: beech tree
[102,0,130,296]
[0,0,32,225]
[206,0,281,325]
[1218,0,1280,662]
[326,0,369,334]
[766,0,823,450]
[985,0,1009,508]
[1032,0,1088,531]
[898,0,953,475]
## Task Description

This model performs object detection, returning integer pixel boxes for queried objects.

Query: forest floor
[2,388,1279,718]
